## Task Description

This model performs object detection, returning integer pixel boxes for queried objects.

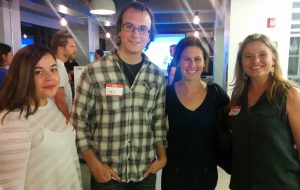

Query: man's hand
[89,161,121,183]
[83,149,121,183]
[144,144,167,177]
[144,157,167,177]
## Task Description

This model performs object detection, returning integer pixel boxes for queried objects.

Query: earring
[270,67,274,77]
[243,73,248,80]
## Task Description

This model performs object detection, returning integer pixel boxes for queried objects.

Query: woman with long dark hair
[0,44,81,190]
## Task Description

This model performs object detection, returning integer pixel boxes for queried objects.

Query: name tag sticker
[229,105,241,116]
[106,84,124,96]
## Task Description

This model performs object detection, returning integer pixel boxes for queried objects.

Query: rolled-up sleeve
[70,67,96,153]
[151,76,167,147]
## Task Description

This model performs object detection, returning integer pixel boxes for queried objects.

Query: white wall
[0,0,22,53]
[214,28,225,85]
[88,19,100,54]
[227,0,292,92]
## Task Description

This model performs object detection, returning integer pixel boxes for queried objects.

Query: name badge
[106,84,124,96]
[229,105,241,116]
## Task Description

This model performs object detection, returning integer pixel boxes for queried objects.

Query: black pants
[161,168,217,190]
[91,173,156,190]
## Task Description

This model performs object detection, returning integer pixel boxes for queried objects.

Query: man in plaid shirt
[71,2,167,189]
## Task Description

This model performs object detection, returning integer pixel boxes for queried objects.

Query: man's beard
[66,53,76,60]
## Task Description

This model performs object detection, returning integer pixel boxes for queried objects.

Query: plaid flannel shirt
[71,50,167,182]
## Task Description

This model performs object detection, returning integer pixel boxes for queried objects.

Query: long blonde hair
[231,33,296,105]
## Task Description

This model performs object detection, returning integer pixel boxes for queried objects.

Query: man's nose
[132,27,140,35]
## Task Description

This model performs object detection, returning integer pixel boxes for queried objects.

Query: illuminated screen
[144,34,185,76]
[88,52,95,63]
[21,38,34,47]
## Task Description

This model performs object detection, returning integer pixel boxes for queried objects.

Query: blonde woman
[229,33,300,190]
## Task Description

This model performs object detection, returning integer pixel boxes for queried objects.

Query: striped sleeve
[0,125,31,190]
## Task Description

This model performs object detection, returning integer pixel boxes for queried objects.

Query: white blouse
[0,100,82,190]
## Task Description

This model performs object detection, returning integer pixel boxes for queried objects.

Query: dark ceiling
[21,0,220,35]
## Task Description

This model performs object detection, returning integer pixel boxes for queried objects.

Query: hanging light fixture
[193,11,200,25]
[194,31,200,38]
[60,17,68,26]
[104,20,112,26]
[90,0,116,15]
[106,32,111,38]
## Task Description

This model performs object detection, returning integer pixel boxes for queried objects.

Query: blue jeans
[161,168,217,190]
[91,173,156,190]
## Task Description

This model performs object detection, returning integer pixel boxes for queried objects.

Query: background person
[161,36,229,190]
[95,49,104,61]
[71,2,167,190]
[0,43,13,87]
[229,33,300,190]
[0,44,81,190]
[167,44,176,84]
[64,59,79,97]
[51,30,77,118]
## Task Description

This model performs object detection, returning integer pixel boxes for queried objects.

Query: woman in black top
[229,33,300,190]
[161,36,229,190]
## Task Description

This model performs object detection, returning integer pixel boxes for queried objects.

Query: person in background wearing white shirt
[51,30,77,118]
[0,44,81,190]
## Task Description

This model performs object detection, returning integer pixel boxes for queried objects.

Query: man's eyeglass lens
[122,23,150,35]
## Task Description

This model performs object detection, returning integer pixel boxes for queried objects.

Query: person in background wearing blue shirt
[0,43,13,87]
[167,44,176,84]
[95,49,104,61]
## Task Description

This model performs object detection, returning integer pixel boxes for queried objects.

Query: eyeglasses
[122,23,150,35]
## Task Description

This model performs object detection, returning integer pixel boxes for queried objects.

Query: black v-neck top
[165,83,229,170]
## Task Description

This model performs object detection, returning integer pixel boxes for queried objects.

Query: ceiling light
[104,20,112,26]
[60,17,68,26]
[58,4,68,14]
[106,32,111,38]
[193,12,200,25]
[90,0,116,15]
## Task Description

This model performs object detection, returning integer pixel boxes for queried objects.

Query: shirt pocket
[133,82,159,110]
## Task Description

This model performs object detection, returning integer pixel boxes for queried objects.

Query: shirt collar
[110,49,152,66]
